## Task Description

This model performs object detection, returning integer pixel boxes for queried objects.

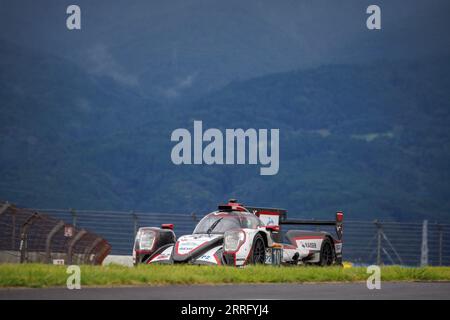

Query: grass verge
[1,264,450,288]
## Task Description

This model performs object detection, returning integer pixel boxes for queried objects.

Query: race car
[132,199,343,266]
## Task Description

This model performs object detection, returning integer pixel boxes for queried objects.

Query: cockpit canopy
[193,211,263,234]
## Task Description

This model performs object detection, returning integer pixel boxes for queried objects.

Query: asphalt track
[0,282,449,300]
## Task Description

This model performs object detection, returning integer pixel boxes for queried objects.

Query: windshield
[193,215,241,234]
[193,212,263,234]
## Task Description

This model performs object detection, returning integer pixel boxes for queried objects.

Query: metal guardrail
[1,203,449,266]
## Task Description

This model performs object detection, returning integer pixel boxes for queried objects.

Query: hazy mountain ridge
[2,0,449,104]
[1,39,450,221]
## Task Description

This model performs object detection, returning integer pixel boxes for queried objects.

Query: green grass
[1,264,450,288]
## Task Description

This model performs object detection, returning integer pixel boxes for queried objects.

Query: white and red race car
[133,200,344,266]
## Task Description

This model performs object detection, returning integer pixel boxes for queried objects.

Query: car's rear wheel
[250,234,266,264]
[318,238,334,266]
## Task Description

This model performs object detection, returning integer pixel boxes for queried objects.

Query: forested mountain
[1,37,450,221]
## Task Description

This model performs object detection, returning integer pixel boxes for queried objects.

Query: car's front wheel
[250,234,266,264]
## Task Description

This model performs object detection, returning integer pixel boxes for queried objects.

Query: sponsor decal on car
[259,214,279,226]
[151,253,170,262]
[296,239,322,251]
[178,243,199,254]
[303,242,317,249]
[149,247,173,262]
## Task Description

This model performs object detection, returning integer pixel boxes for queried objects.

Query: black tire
[250,234,266,264]
[318,238,335,266]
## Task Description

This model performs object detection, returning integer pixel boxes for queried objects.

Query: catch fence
[0,202,111,264]
[1,202,449,266]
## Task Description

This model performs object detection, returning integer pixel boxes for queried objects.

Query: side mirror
[161,223,174,230]
[265,225,280,232]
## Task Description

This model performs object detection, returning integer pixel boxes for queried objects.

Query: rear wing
[245,206,287,227]
[232,201,343,241]
[280,211,344,240]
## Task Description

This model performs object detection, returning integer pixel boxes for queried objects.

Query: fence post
[93,240,111,265]
[375,220,382,265]
[67,229,87,265]
[19,213,39,263]
[0,203,14,250]
[0,202,9,216]
[132,211,138,237]
[438,224,443,266]
[11,208,16,250]
[45,221,65,264]
[83,237,103,264]
[420,220,429,267]
[71,208,77,228]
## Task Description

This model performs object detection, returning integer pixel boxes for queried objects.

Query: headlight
[224,230,245,252]
[138,229,156,251]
